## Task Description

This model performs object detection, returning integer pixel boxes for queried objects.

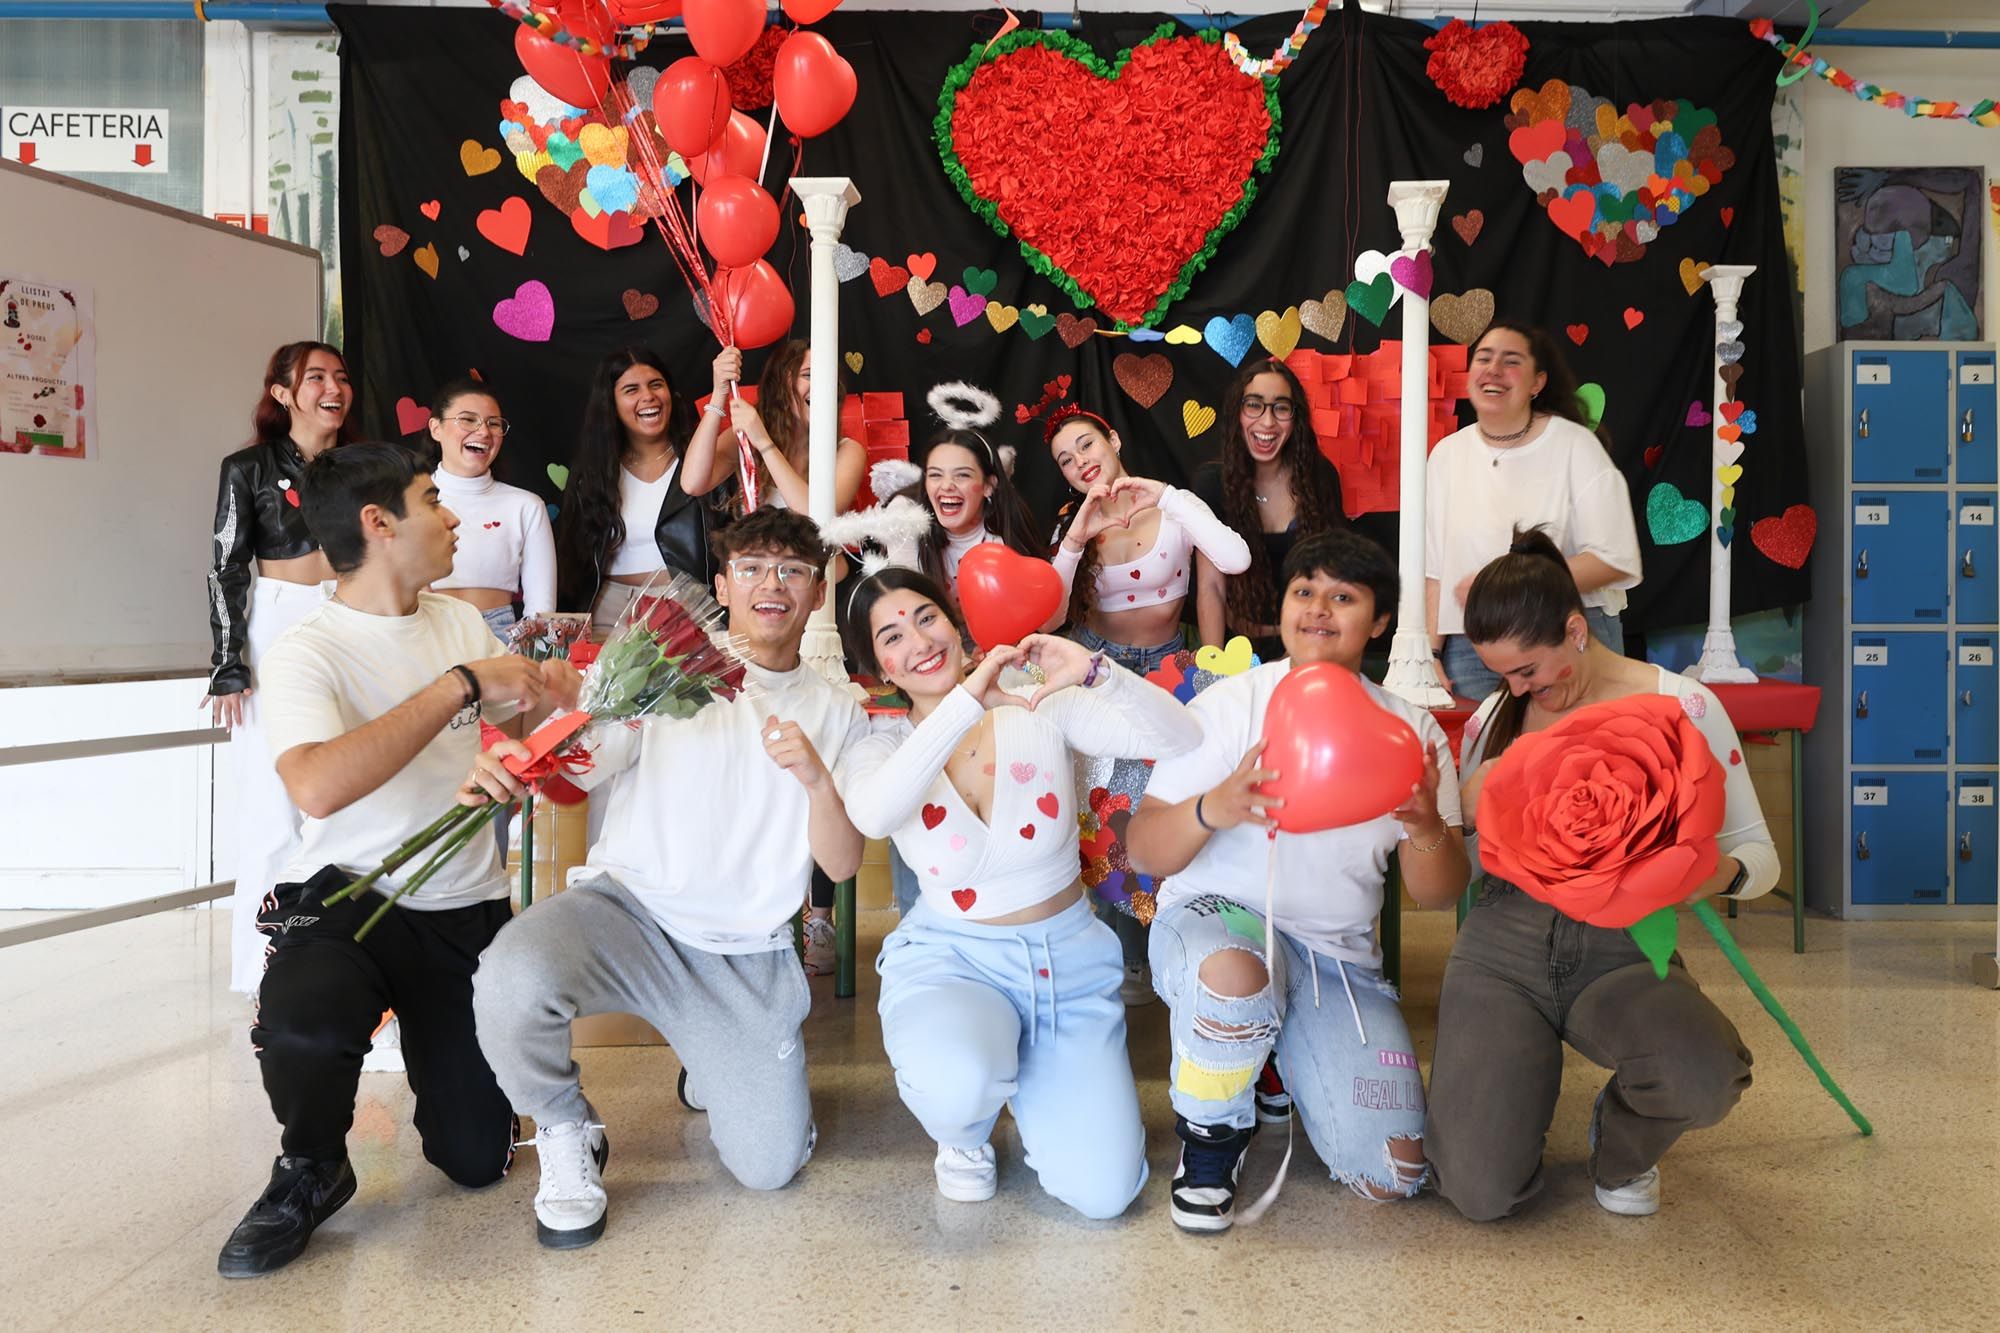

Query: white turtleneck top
[432,467,557,615]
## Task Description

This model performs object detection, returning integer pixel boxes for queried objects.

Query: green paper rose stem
[321,803,478,907]
[352,803,502,942]
[1691,899,1873,1137]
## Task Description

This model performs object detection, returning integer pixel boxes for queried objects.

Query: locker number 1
[1853,644,1889,666]
[1854,504,1891,525]
[1853,785,1889,806]
[1855,365,1892,386]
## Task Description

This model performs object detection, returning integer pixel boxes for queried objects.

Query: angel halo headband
[926,381,1001,432]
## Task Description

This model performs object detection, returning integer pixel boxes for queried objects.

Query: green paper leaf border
[933,23,1284,331]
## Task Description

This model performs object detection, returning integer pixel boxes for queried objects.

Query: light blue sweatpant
[876,895,1147,1220]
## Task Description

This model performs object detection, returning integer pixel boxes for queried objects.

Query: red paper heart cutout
[915,329,933,344]
[1258,663,1423,834]
[1644,445,1664,469]
[869,257,910,298]
[477,196,533,255]
[921,803,947,829]
[951,887,978,912]
[1450,210,1484,245]
[1720,401,1745,423]
[1623,307,1645,330]
[1036,791,1060,819]
[572,208,645,251]
[1112,352,1173,408]
[906,251,937,281]
[1055,313,1097,348]
[419,199,441,221]
[622,289,660,320]
[940,27,1279,327]
[394,396,429,436]
[956,545,1065,649]
[1566,323,1589,346]
[1750,504,1817,570]
[372,224,410,257]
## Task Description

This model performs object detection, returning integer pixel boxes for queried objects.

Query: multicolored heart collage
[498,74,676,252]
[1505,78,1734,266]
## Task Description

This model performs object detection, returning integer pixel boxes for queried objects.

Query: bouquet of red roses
[322,570,750,940]
[1478,694,1870,1135]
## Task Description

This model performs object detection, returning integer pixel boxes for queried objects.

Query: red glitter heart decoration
[1112,352,1173,408]
[1750,504,1817,570]
[939,27,1279,328]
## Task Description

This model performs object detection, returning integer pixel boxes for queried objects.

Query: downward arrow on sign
[134,144,154,167]
[18,142,35,165]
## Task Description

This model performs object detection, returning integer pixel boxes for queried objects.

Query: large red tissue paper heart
[1258,663,1423,835]
[940,28,1277,328]
[956,545,1065,650]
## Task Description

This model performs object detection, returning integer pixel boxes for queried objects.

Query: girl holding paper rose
[1425,528,1778,1221]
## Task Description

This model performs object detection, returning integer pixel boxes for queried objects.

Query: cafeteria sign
[4,106,168,173]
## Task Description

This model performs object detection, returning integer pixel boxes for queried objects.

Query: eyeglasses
[727,557,820,587]
[1240,397,1296,422]
[449,413,511,436]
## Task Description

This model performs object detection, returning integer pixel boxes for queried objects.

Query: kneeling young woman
[837,569,1200,1218]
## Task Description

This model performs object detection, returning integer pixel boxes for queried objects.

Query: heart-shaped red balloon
[1258,663,1423,834]
[955,545,1064,650]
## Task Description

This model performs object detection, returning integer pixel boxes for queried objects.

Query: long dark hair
[752,339,844,507]
[1462,525,1588,758]
[249,341,356,449]
[554,345,697,610]
[1046,408,1117,628]
[1473,320,1595,434]
[1217,358,1344,630]
[425,377,501,475]
[895,428,1047,601]
[839,566,963,677]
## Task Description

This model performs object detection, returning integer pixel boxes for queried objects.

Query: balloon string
[757,96,781,189]
[1690,900,1872,1136]
[609,77,732,346]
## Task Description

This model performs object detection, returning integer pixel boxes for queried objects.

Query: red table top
[1427,677,1822,764]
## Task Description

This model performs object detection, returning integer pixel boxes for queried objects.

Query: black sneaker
[1170,1118,1254,1234]
[1254,1056,1292,1125]
[217,1155,357,1278]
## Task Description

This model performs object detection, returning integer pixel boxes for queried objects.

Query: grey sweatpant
[472,874,815,1191]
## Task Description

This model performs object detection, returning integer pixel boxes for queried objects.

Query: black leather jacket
[207,438,320,694]
[566,470,736,613]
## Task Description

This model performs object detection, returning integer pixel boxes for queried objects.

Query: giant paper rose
[1477,695,1726,928]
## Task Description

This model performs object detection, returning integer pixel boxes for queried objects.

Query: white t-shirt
[606,462,678,576]
[260,593,519,910]
[1425,416,1643,636]
[571,660,871,953]
[432,467,558,614]
[1144,660,1463,969]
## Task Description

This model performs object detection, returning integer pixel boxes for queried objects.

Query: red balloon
[955,546,1065,650]
[713,260,794,350]
[684,110,766,186]
[654,56,733,157]
[772,31,857,138]
[1258,663,1425,834]
[698,174,780,269]
[514,24,610,110]
[607,0,683,20]
[683,0,765,67]
[781,0,842,22]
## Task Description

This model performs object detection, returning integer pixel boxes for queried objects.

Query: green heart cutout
[961,266,998,297]
[937,25,1281,329]
[1672,101,1718,138]
[1018,307,1056,340]
[547,463,570,491]
[1647,482,1707,545]
[1627,906,1679,981]
[1345,274,1395,326]
[1577,382,1606,430]
[546,132,583,171]
[1720,505,1737,527]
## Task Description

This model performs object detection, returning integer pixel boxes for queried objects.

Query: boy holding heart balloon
[1128,529,1470,1233]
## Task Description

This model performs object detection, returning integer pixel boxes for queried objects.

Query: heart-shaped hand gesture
[1107,475,1166,515]
[1064,484,1129,548]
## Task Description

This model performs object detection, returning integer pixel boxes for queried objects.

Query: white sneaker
[528,1119,610,1248]
[1119,961,1157,1007]
[1594,1165,1661,1216]
[360,1015,405,1074]
[934,1142,997,1202]
[802,913,837,976]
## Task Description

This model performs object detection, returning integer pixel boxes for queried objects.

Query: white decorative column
[790,176,862,687]
[1686,264,1759,685]
[1382,179,1454,709]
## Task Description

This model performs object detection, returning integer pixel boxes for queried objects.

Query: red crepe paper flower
[1476,695,1726,928]
[725,26,783,111]
[1424,19,1529,111]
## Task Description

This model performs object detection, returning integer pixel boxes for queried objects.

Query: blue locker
[1957,350,1996,484]
[1955,634,1998,766]
[1849,772,1948,904]
[1954,494,1998,623]
[1850,632,1950,764]
[1955,777,1999,905]
[1849,491,1949,623]
[1850,349,1950,482]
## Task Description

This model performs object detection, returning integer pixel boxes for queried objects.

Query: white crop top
[606,461,678,577]
[1050,485,1251,613]
[839,666,1202,921]
[432,468,558,613]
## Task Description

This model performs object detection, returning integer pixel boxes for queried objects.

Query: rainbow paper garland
[486,0,667,60]
[1750,19,2000,127]
[1222,0,1329,78]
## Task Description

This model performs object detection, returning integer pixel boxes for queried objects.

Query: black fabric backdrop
[334,2,1807,631]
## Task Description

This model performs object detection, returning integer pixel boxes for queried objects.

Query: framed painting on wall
[1834,166,1984,341]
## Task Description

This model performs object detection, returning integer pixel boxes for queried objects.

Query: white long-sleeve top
[432,467,558,614]
[1459,664,1780,901]
[564,660,871,953]
[840,666,1202,920]
[1050,485,1251,612]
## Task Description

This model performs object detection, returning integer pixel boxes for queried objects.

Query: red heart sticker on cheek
[1258,663,1423,834]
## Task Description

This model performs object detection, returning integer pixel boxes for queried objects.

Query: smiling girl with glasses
[427,378,556,641]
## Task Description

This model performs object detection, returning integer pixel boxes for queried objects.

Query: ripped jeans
[1149,894,1429,1199]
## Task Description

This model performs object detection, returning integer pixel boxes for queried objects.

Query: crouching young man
[472,507,868,1249]
[1126,530,1471,1233]
[219,443,579,1278]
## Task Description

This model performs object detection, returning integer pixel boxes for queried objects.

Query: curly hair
[1216,358,1345,632]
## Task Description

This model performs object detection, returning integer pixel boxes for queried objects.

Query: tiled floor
[2,900,1994,1331]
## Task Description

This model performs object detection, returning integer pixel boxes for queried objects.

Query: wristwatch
[1718,859,1750,898]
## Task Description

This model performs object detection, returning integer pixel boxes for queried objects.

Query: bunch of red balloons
[511,0,858,349]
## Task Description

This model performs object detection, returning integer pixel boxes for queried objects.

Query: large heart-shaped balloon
[956,545,1065,650]
[1259,664,1423,835]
